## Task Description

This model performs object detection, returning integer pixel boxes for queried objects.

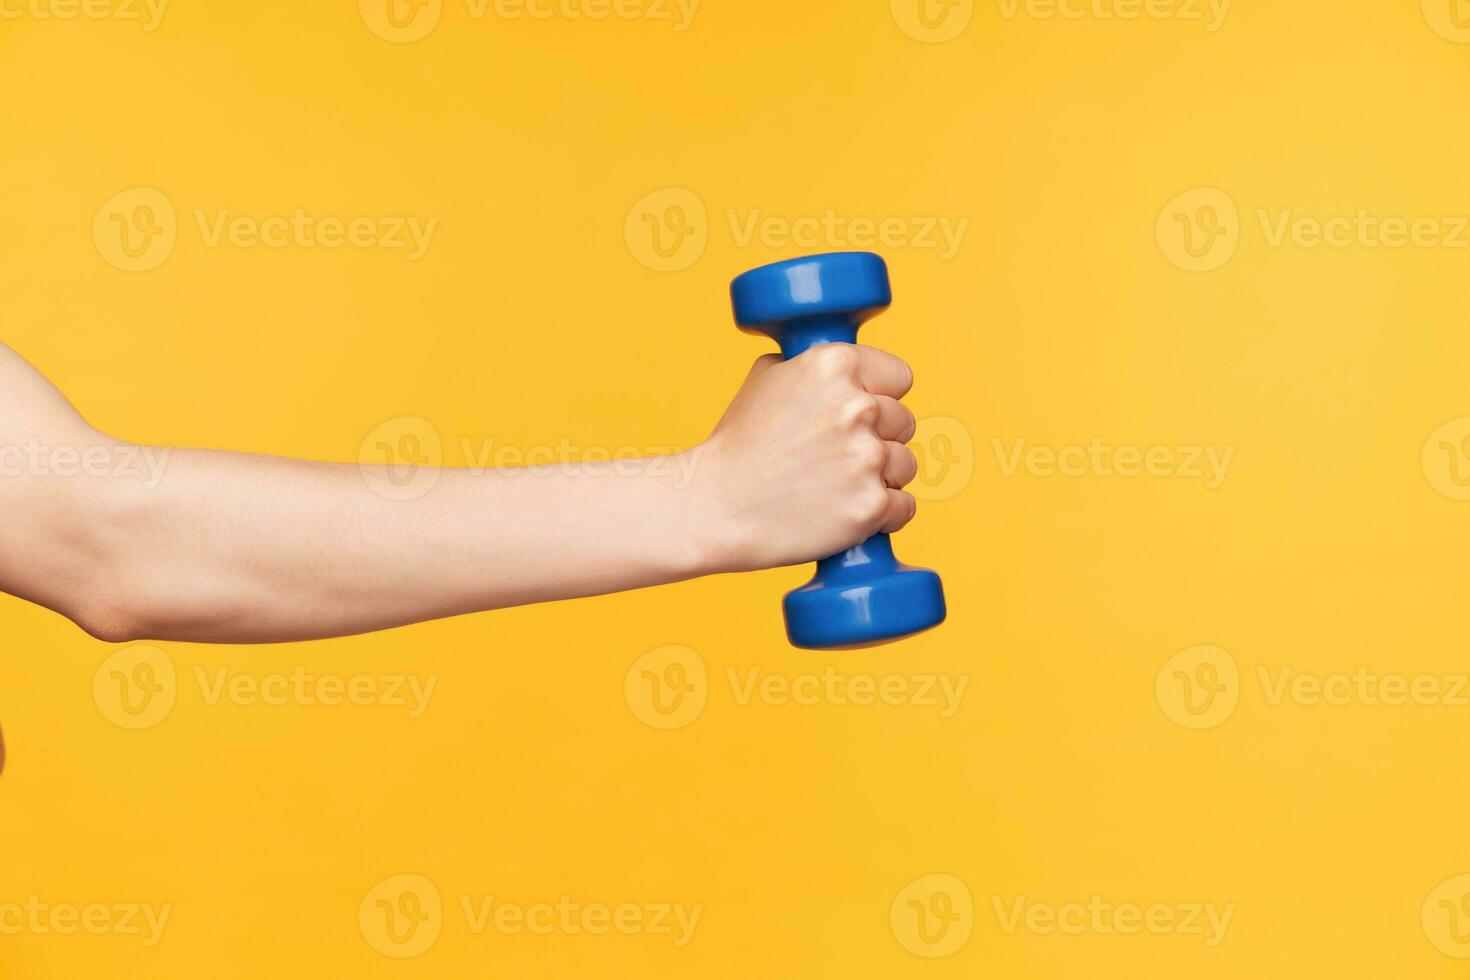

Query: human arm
[0,341,919,644]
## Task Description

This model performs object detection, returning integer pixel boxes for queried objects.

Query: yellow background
[3,0,1470,976]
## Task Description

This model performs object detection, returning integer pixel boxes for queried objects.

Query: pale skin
[0,341,920,644]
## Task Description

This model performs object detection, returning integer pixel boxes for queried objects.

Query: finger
[853,346,914,399]
[882,442,919,489]
[873,396,916,442]
[880,489,917,534]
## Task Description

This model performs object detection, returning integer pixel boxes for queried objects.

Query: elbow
[74,607,151,646]
[3,433,175,644]
[68,560,248,647]
[58,473,166,645]
[68,589,154,645]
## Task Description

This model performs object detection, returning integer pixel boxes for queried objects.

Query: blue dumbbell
[730,251,947,649]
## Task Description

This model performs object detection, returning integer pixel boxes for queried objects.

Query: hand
[694,343,920,574]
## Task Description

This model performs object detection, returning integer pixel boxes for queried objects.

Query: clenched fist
[694,343,920,574]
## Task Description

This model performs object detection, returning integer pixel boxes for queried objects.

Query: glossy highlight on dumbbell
[730,251,947,649]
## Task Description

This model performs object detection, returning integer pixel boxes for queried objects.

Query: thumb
[712,353,783,436]
[745,352,782,380]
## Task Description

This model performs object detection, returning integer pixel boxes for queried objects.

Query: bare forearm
[84,446,719,643]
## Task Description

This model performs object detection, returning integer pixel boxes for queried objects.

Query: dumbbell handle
[772,314,900,585]
[770,314,862,360]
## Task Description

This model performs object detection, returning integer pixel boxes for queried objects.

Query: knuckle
[855,439,886,472]
[842,393,881,427]
[816,343,859,376]
[853,488,888,525]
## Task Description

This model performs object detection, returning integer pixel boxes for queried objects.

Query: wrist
[675,441,752,578]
